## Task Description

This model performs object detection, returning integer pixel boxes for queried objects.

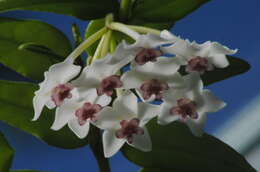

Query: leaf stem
[100,30,112,58]
[89,126,111,172]
[67,27,107,60]
[88,33,106,65]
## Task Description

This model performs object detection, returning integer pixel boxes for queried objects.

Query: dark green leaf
[85,19,105,57]
[122,119,256,172]
[179,56,251,86]
[131,0,209,23]
[139,168,179,172]
[0,80,88,149]
[0,0,119,20]
[0,18,71,81]
[0,132,14,172]
[128,18,174,30]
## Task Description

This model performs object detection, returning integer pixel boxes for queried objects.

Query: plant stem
[88,33,106,65]
[119,0,132,21]
[128,25,161,35]
[101,30,112,58]
[109,22,140,40]
[89,126,111,172]
[67,27,107,60]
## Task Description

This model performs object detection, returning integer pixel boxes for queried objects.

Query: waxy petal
[186,113,207,137]
[129,127,152,152]
[95,107,122,130]
[137,102,159,126]
[32,90,51,121]
[200,90,226,113]
[68,118,90,139]
[158,101,179,125]
[103,130,126,158]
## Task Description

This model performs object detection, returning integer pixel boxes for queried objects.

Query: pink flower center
[140,79,169,100]
[135,48,162,65]
[97,75,123,96]
[115,118,144,144]
[51,83,73,106]
[170,98,198,121]
[75,102,102,126]
[186,56,214,74]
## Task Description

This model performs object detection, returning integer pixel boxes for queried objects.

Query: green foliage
[10,170,48,172]
[139,168,178,172]
[85,19,105,57]
[0,132,14,172]
[122,119,256,172]
[0,18,71,81]
[0,0,119,20]
[0,80,88,149]
[131,0,209,22]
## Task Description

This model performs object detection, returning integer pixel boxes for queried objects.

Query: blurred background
[0,0,259,171]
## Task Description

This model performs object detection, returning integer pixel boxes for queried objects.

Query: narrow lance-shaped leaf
[0,132,14,172]
[122,119,256,172]
[0,80,88,149]
[0,18,71,81]
[0,0,119,21]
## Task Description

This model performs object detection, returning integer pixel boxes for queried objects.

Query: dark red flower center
[140,79,169,100]
[97,75,123,96]
[51,83,73,106]
[135,48,162,65]
[170,98,198,121]
[186,56,214,74]
[115,118,144,144]
[75,102,102,126]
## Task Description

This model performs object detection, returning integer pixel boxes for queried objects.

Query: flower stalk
[89,126,111,172]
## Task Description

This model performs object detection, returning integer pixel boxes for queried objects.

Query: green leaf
[131,0,210,23]
[85,19,105,57]
[128,18,174,30]
[0,132,14,172]
[0,80,88,149]
[122,119,256,172]
[0,18,71,81]
[179,56,251,86]
[0,0,119,21]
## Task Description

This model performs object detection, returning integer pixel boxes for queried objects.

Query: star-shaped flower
[33,58,81,121]
[51,88,110,138]
[72,42,136,98]
[158,73,226,136]
[95,90,159,157]
[121,57,183,102]
[162,37,238,74]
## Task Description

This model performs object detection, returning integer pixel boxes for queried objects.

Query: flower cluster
[33,29,236,158]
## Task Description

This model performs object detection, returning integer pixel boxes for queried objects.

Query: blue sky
[0,0,260,171]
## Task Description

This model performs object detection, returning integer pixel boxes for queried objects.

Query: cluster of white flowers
[32,29,237,158]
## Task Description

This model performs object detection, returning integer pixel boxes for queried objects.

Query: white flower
[51,88,110,139]
[72,42,136,98]
[126,31,179,66]
[122,57,184,102]
[162,38,238,74]
[158,73,226,136]
[95,90,159,157]
[33,58,81,121]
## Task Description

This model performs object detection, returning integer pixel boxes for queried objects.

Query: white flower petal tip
[103,130,126,158]
[130,127,152,152]
[68,119,90,139]
[160,30,181,42]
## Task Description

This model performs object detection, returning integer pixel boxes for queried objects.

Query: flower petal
[121,70,146,89]
[160,30,180,42]
[32,90,50,121]
[68,118,90,139]
[209,42,238,55]
[158,101,179,125]
[186,113,207,137]
[200,90,226,113]
[129,127,152,152]
[95,107,122,130]
[103,130,126,158]
[208,54,229,68]
[51,100,79,130]
[48,58,81,84]
[183,73,203,94]
[113,90,138,116]
[138,102,159,126]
